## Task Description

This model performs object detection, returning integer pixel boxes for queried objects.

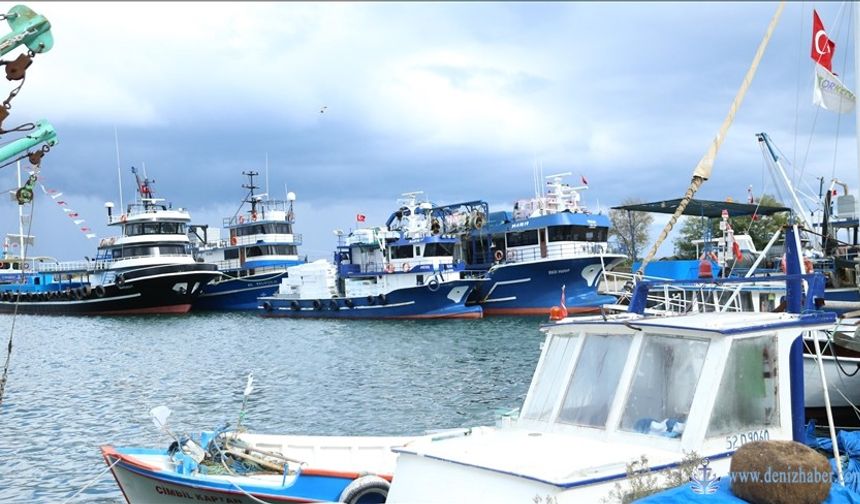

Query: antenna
[114,127,123,210]
[265,152,270,199]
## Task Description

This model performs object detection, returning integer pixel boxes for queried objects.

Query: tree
[673,194,788,259]
[609,198,654,261]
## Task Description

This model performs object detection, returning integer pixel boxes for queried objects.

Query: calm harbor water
[0,313,544,502]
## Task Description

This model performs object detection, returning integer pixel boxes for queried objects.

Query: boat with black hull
[191,171,303,311]
[0,167,219,315]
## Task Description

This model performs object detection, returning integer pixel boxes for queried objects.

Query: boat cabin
[388,309,835,503]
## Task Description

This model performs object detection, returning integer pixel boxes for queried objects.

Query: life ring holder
[427,277,440,292]
[230,236,238,246]
[494,250,504,262]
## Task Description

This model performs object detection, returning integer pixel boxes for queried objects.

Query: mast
[16,161,23,253]
[855,2,860,187]
[243,170,260,216]
[114,126,123,211]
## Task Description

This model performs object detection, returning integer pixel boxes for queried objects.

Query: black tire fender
[290,300,300,311]
[94,285,106,298]
[313,299,322,310]
[262,301,273,312]
[378,293,387,305]
[329,300,339,311]
[366,295,375,305]
[338,474,390,504]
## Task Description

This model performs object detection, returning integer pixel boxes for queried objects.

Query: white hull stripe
[482,278,530,301]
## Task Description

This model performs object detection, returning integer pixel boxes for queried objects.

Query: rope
[60,456,121,503]
[0,192,35,407]
[637,1,785,275]
[229,481,271,504]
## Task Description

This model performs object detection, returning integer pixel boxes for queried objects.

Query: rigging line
[60,456,121,504]
[793,0,806,169]
[0,193,35,408]
[828,2,852,182]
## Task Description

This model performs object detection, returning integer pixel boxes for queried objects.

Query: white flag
[85,233,96,239]
[813,64,855,113]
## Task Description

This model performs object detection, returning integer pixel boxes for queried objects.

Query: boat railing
[216,234,302,248]
[31,260,94,273]
[212,263,291,279]
[345,260,458,275]
[599,269,780,314]
[503,242,614,264]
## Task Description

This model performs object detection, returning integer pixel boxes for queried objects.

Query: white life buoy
[494,250,504,262]
[338,475,390,504]
[402,262,411,272]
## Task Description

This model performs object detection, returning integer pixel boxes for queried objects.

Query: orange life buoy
[804,257,814,274]
[238,215,245,224]
[402,262,411,272]
[385,263,394,273]
[230,236,238,246]
[251,212,258,222]
[119,214,127,223]
[494,250,504,262]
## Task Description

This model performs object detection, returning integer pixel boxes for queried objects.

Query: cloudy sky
[0,1,856,260]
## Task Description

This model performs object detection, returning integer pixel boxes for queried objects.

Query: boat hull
[102,446,374,504]
[259,280,482,319]
[475,256,619,316]
[193,270,288,311]
[0,264,219,315]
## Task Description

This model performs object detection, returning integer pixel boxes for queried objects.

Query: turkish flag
[356,213,366,222]
[811,10,836,72]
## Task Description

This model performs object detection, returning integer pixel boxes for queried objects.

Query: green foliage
[609,198,655,261]
[602,452,705,504]
[673,195,788,259]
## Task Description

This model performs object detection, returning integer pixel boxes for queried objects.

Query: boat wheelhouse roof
[611,198,790,218]
[482,210,610,234]
[545,310,834,335]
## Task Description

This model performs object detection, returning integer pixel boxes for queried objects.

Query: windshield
[619,335,709,438]
[557,333,633,428]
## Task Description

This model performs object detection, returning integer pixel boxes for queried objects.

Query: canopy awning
[611,198,791,218]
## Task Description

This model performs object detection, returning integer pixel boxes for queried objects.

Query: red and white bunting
[39,183,97,240]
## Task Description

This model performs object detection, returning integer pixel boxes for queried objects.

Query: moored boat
[461,172,624,315]
[192,171,304,311]
[258,192,483,319]
[383,229,840,503]
[0,167,219,315]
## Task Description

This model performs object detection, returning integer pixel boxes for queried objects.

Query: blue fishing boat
[192,171,304,311]
[259,192,483,319]
[460,172,624,315]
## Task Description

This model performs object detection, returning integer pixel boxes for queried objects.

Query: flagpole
[855,3,860,188]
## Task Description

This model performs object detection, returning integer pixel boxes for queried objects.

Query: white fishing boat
[385,235,835,503]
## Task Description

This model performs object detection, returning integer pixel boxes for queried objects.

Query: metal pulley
[5,53,31,81]
[15,173,36,204]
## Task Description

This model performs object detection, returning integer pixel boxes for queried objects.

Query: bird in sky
[320,106,327,114]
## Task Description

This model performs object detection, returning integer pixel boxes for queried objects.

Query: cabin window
[124,222,187,236]
[547,225,608,243]
[506,230,539,247]
[391,245,414,259]
[424,243,454,257]
[245,245,298,257]
[521,334,580,422]
[619,335,709,437]
[706,336,779,437]
[557,333,633,428]
[235,223,292,237]
[224,249,239,260]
